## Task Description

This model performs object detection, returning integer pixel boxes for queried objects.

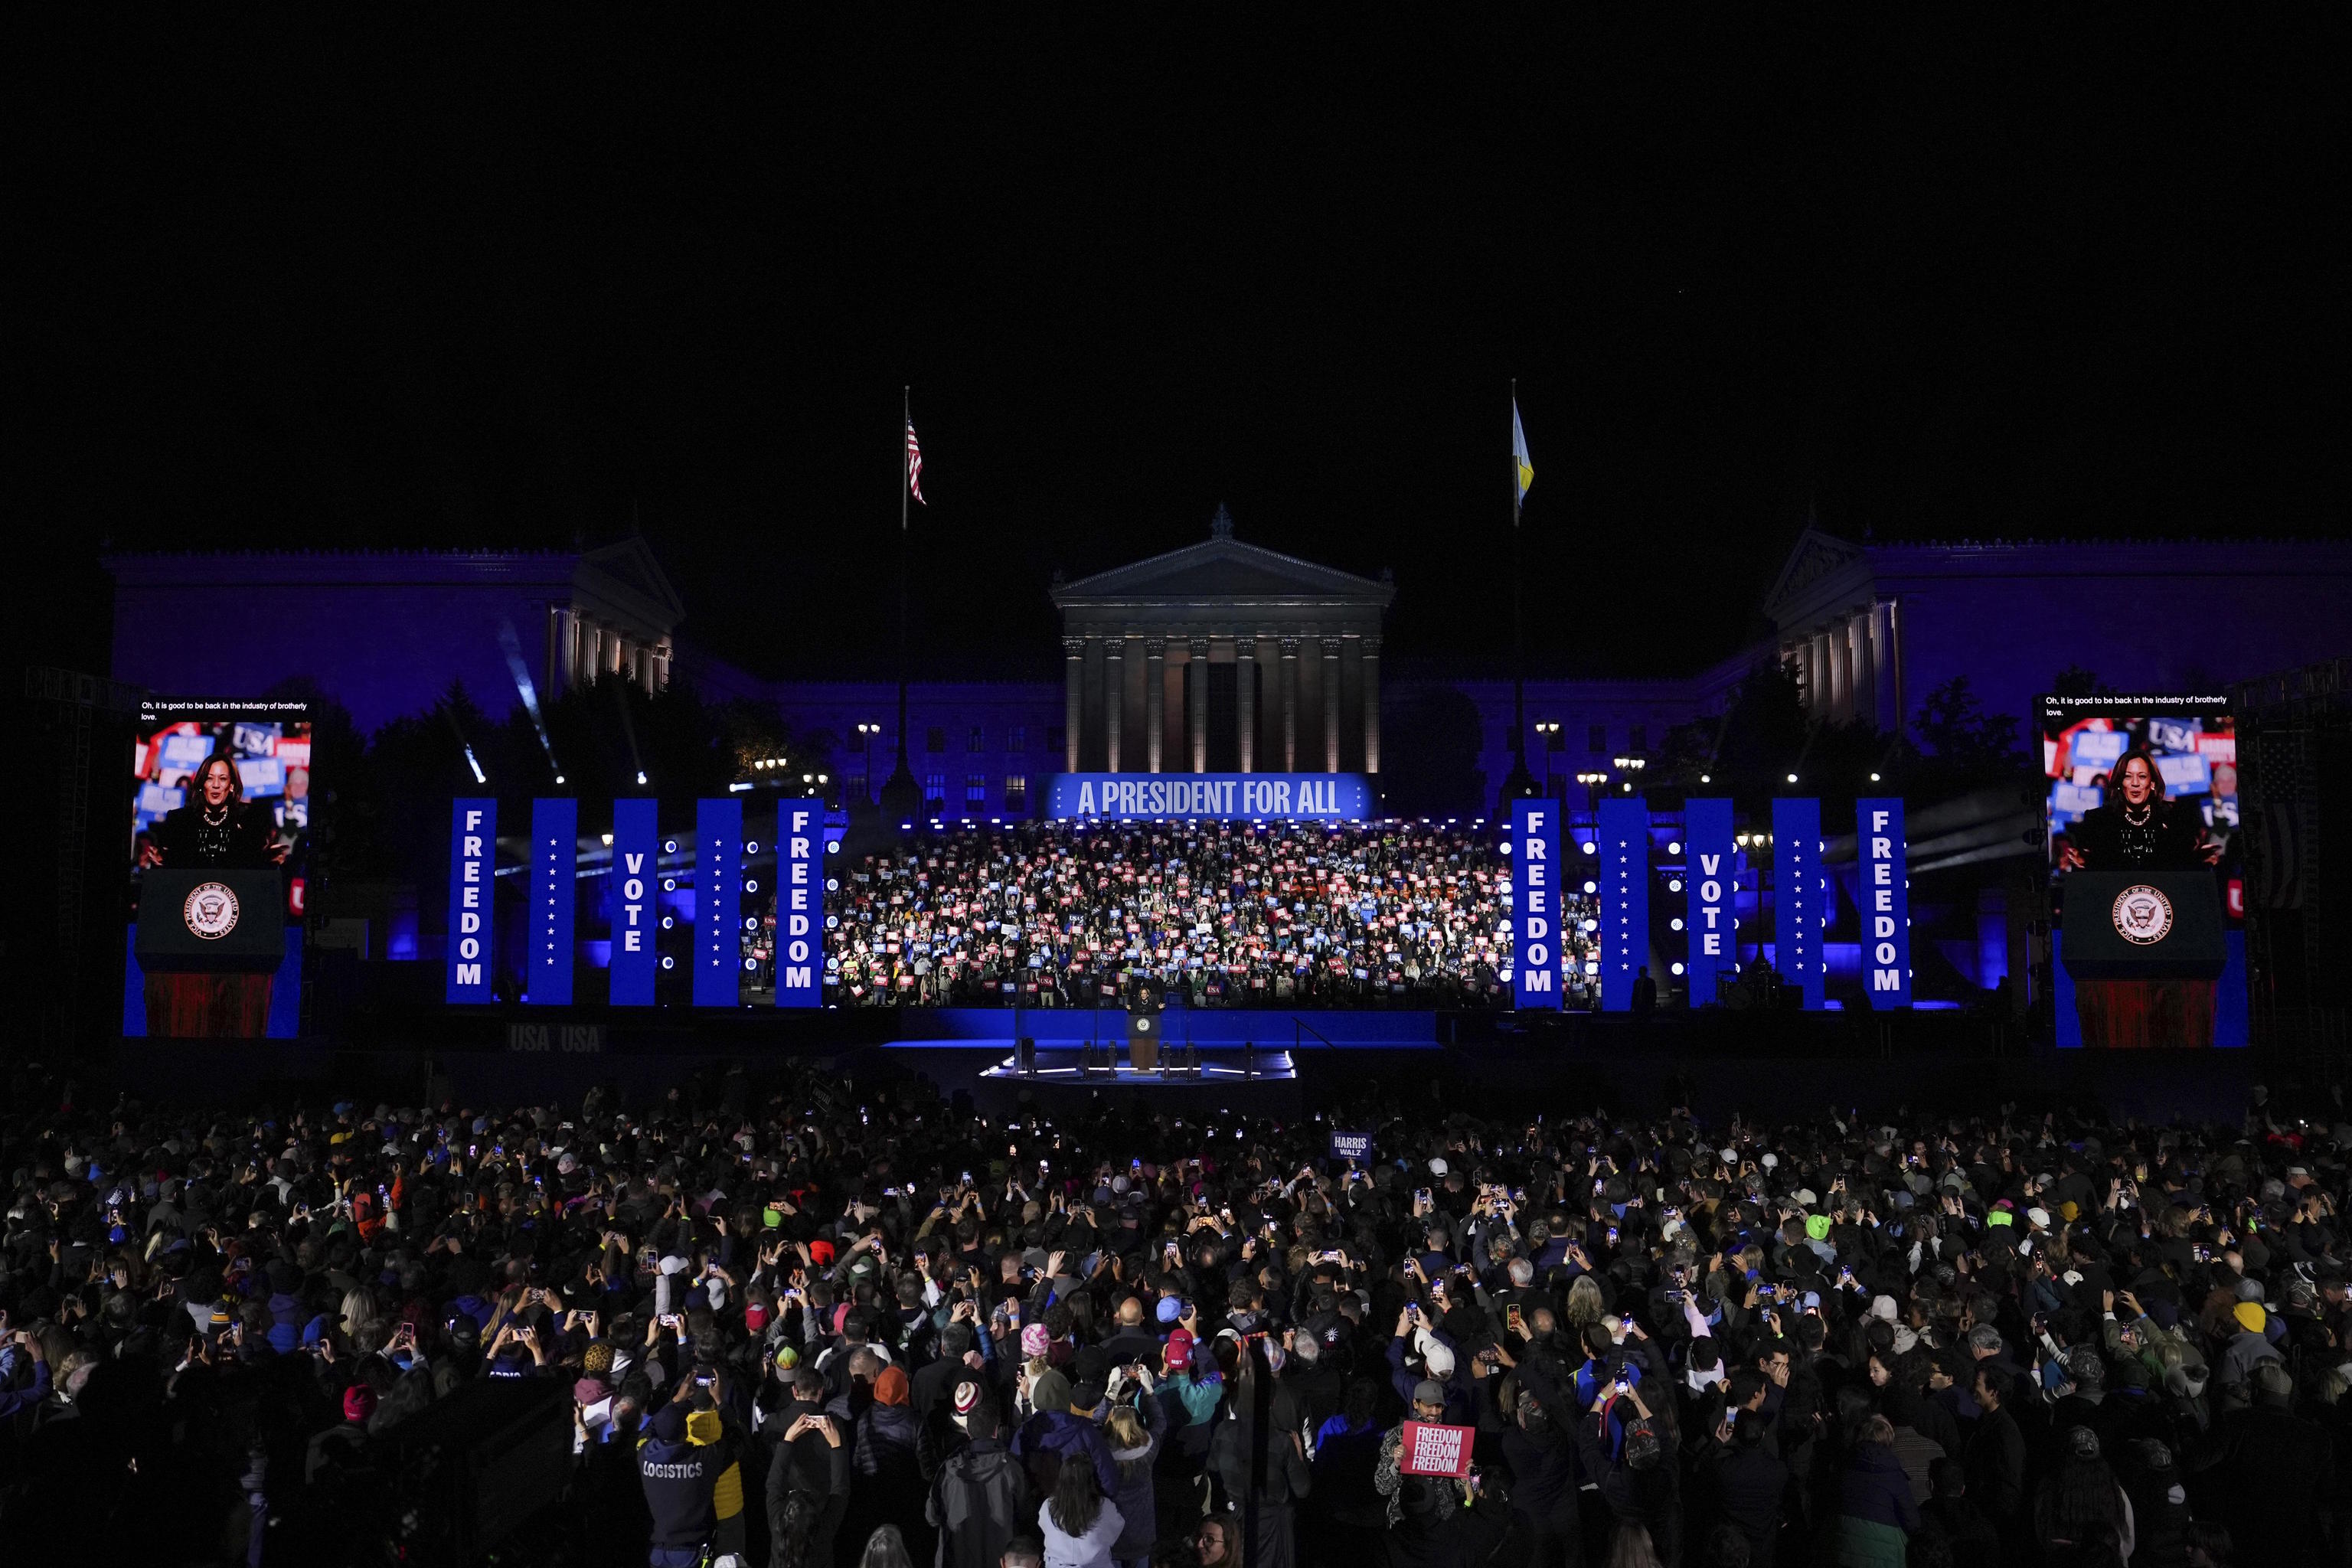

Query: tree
[1910,676,2025,786]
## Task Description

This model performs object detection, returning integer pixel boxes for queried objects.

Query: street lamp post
[1575,770,1609,813]
[1535,722,1560,798]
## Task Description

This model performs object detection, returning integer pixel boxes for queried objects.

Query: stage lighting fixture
[1583,880,1597,893]
[1870,772,1882,782]
[1668,879,1682,892]
[601,833,613,846]
[661,956,675,970]
[1671,918,1684,930]
[554,773,566,786]
[1786,773,1799,783]
[1671,962,1685,975]
[665,840,679,853]
[1667,841,1681,854]
[1699,773,1711,783]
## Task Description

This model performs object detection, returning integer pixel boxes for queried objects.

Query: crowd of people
[815,822,1602,1010]
[2,1055,2347,1568]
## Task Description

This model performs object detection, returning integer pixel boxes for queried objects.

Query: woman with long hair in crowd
[1040,1455,1124,1568]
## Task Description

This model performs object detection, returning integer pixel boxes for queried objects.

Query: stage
[99,991,2288,1129]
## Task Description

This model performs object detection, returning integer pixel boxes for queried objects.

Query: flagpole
[1501,378,1537,814]
[881,387,919,827]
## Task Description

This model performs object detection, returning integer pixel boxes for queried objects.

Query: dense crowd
[2,1057,2347,1568]
[817,822,1602,1009]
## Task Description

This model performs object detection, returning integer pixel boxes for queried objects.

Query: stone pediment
[1760,527,1872,627]
[1054,534,1393,609]
[579,537,686,628]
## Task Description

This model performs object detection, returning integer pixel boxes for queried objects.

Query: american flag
[905,420,926,506]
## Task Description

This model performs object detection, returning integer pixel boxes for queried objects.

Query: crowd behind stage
[816,821,1603,1009]
[2,1056,2348,1568]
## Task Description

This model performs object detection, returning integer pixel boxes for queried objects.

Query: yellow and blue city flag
[1512,398,1534,503]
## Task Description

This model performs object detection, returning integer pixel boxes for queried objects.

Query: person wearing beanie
[2217,1300,2283,1391]
[303,1382,377,1482]
[846,1364,929,1565]
[1011,1366,1119,1501]
[928,1387,1030,1568]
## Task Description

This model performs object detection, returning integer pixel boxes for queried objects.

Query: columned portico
[1049,507,1393,776]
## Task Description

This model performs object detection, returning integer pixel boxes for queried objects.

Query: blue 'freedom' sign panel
[1047,773,1370,822]
[446,799,495,1002]
[1511,799,1563,1008]
[1856,797,1913,1007]
[774,799,823,1008]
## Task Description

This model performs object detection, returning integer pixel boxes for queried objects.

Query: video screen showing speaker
[125,699,311,1038]
[2041,694,2243,1047]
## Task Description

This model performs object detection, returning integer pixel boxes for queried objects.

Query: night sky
[15,18,2342,687]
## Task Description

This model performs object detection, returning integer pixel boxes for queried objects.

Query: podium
[1127,977,1163,1073]
[2060,869,2226,1047]
[136,868,286,1037]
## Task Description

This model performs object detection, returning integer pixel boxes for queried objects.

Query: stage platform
[973,1044,1295,1081]
[880,1007,1445,1055]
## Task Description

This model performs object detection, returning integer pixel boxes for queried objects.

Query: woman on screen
[2056,748,2216,871]
[135,750,286,1040]
[139,753,286,870]
[2056,744,2221,1048]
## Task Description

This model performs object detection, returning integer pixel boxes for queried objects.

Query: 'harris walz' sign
[1047,773,1370,822]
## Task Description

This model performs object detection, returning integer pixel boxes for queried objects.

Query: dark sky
[15,16,2343,684]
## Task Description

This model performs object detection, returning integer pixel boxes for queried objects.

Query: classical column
[1886,598,1906,738]
[1234,636,1257,773]
[1809,630,1831,715]
[1846,615,1871,730]
[1869,603,1892,730]
[1321,638,1342,773]
[1104,636,1125,772]
[1279,637,1299,770]
[1361,635,1382,773]
[1186,638,1209,772]
[653,640,671,693]
[1144,638,1165,773]
[1063,638,1084,772]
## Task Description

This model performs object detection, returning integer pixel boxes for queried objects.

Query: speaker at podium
[1127,975,1164,1073]
[135,867,288,1037]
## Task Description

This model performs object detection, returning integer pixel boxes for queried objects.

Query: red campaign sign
[1398,1421,1475,1478]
